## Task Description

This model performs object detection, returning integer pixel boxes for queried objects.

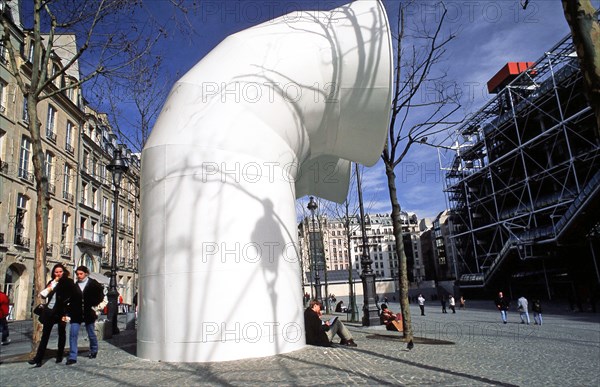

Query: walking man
[67,266,105,365]
[418,294,426,316]
[532,299,543,325]
[449,295,456,313]
[495,291,510,324]
[517,296,530,324]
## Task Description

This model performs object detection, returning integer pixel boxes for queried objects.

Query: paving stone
[0,303,598,386]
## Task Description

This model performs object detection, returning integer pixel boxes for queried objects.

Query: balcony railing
[15,235,30,248]
[48,183,55,195]
[101,252,110,265]
[102,215,113,225]
[65,143,74,154]
[46,130,57,143]
[60,245,71,257]
[63,190,74,202]
[46,244,53,255]
[18,168,34,183]
[77,228,104,245]
[0,161,8,173]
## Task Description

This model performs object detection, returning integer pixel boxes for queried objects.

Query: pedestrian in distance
[28,263,75,367]
[304,299,357,347]
[0,290,10,345]
[517,296,530,324]
[532,299,543,325]
[440,295,447,314]
[418,294,425,316]
[66,266,106,365]
[459,296,466,309]
[449,295,456,313]
[494,291,510,324]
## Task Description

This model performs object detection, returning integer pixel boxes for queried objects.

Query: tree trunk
[27,94,48,356]
[562,0,600,137]
[384,162,413,342]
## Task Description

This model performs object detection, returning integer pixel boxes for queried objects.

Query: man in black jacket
[66,266,106,365]
[304,299,356,347]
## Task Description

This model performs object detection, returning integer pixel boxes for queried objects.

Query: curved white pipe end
[138,0,392,362]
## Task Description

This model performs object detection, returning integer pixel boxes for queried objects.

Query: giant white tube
[138,0,392,362]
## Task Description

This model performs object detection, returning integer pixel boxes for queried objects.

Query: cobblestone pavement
[0,302,598,386]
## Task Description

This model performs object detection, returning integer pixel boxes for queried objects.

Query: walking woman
[28,263,74,367]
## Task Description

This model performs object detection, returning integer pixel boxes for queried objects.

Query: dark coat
[69,278,105,324]
[495,296,510,311]
[304,307,330,347]
[42,277,74,323]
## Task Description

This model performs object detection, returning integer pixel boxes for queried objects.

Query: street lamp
[106,147,129,335]
[307,196,322,303]
[355,163,379,326]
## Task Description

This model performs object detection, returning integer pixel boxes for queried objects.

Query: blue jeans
[500,310,507,322]
[69,322,98,360]
[533,312,543,325]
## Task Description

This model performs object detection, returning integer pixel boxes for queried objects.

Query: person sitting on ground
[304,299,357,347]
[380,304,402,331]
[335,300,345,313]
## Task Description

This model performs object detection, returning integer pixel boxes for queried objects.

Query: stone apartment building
[299,210,425,294]
[0,2,140,320]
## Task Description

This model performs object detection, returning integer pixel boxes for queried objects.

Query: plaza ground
[0,300,598,386]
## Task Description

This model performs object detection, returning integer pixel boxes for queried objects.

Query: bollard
[125,312,136,330]
[95,319,112,340]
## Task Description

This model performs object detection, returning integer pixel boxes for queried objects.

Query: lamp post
[307,196,322,303]
[106,148,129,335]
[355,163,379,326]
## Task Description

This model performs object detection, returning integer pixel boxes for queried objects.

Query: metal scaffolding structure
[442,34,600,293]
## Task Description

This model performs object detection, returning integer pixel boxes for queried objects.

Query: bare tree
[320,165,382,322]
[561,1,600,136]
[103,54,174,152]
[381,2,461,347]
[0,0,191,354]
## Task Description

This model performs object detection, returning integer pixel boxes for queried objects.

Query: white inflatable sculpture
[139,0,392,362]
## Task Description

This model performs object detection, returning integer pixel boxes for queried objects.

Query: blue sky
[133,0,582,220]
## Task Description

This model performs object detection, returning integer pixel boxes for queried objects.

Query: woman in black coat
[28,263,75,367]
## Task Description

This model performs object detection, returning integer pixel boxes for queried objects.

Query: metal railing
[14,235,30,248]
[77,228,104,245]
[46,130,57,142]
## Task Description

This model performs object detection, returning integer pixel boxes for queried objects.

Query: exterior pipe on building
[138,0,393,362]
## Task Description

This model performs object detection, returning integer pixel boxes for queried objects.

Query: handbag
[33,303,46,316]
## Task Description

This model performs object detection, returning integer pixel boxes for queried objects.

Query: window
[65,121,74,152]
[81,182,88,205]
[22,95,29,122]
[63,163,71,194]
[46,105,56,135]
[92,187,98,210]
[127,210,132,228]
[0,42,7,64]
[0,79,7,113]
[102,197,109,217]
[14,194,28,245]
[61,212,70,245]
[82,150,89,172]
[44,152,54,182]
[27,41,34,62]
[19,136,31,178]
